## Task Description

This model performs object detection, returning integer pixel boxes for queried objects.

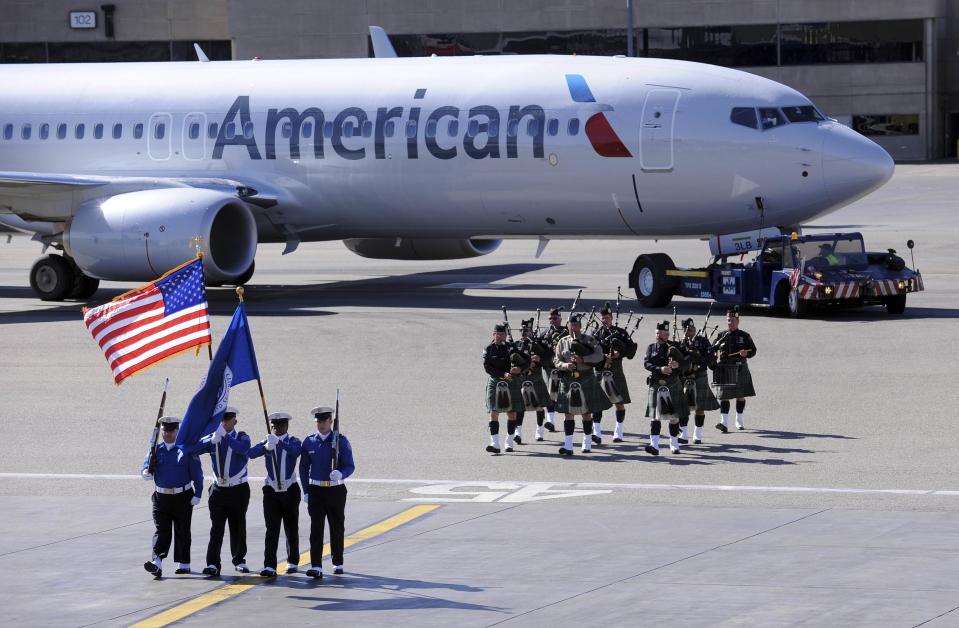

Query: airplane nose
[822,124,895,206]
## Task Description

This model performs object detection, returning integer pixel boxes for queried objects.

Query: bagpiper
[539,307,568,433]
[678,318,720,444]
[482,323,524,453]
[643,321,691,454]
[711,308,757,432]
[591,302,638,443]
[553,314,605,455]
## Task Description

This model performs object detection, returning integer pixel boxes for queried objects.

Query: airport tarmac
[0,163,957,626]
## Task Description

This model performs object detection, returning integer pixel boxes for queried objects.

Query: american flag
[83,258,211,384]
[789,266,802,289]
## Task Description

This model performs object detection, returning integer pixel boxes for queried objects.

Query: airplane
[0,27,894,303]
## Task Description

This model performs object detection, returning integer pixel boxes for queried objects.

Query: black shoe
[644,445,659,456]
[694,439,702,445]
[202,566,220,576]
[535,435,544,442]
[678,438,689,444]
[581,448,591,454]
[591,435,602,445]
[613,437,623,443]
[558,447,573,456]
[486,445,501,454]
[235,564,250,574]
[513,435,523,445]
[544,422,556,432]
[671,447,681,454]
[174,567,191,575]
[737,426,745,431]
[715,422,728,433]
[504,444,514,452]
[144,561,160,576]
[333,566,344,575]
[306,568,323,580]
[285,565,298,574]
[259,568,277,578]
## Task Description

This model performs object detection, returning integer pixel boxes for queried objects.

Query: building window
[730,107,758,129]
[780,21,923,65]
[134,123,144,139]
[94,123,103,139]
[113,123,122,139]
[646,25,778,67]
[39,123,49,139]
[852,114,919,136]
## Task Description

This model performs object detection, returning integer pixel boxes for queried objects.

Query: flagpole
[236,287,283,489]
[197,251,214,363]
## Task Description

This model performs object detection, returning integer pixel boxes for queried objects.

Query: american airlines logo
[212,75,631,161]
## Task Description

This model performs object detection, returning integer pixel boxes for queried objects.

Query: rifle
[331,389,341,475]
[147,378,169,475]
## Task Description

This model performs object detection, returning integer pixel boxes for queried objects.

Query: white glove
[141,469,153,481]
[211,431,223,444]
[190,496,201,506]
[330,470,343,483]
[265,433,278,450]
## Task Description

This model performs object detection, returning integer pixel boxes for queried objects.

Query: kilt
[520,366,549,410]
[485,376,524,413]
[644,376,689,420]
[554,370,606,415]
[683,371,720,411]
[597,360,631,405]
[710,362,756,400]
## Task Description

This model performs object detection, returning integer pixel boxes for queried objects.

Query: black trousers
[262,483,301,568]
[151,489,194,564]
[308,484,347,567]
[206,482,250,568]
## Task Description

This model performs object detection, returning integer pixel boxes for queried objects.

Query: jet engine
[63,188,257,282]
[343,237,501,260]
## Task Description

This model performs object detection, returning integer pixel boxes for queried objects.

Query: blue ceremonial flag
[176,302,260,447]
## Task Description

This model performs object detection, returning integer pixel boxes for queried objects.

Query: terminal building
[1,0,957,161]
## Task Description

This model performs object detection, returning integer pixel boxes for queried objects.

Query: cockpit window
[782,105,824,123]
[758,107,787,130]
[730,107,758,129]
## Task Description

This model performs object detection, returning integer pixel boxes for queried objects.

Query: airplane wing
[0,171,276,223]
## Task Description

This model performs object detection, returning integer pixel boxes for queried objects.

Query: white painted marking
[1,473,956,498]
[404,482,612,503]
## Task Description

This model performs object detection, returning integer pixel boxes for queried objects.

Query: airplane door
[640,89,680,171]
[182,113,207,160]
[148,113,172,161]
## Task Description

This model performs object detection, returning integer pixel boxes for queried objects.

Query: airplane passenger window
[567,118,580,135]
[467,119,479,137]
[281,122,292,139]
[39,123,49,140]
[302,122,312,137]
[425,119,437,138]
[527,119,540,136]
[21,124,31,140]
[343,121,354,137]
[3,124,12,140]
[758,107,787,130]
[208,123,218,139]
[782,105,825,123]
[507,119,518,137]
[189,123,200,140]
[94,123,103,139]
[134,123,144,139]
[57,123,67,139]
[225,122,235,138]
[406,120,417,138]
[488,120,499,136]
[730,107,758,129]
[448,119,458,136]
[243,122,254,139]
[547,118,559,136]
[362,120,372,138]
[113,123,122,139]
[381,120,392,137]
[154,123,165,140]
[75,124,85,139]
[323,122,333,138]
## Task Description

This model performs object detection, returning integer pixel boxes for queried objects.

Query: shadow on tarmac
[1,261,956,323]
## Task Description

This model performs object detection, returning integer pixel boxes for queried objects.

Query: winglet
[193,43,210,62]
[369,26,398,58]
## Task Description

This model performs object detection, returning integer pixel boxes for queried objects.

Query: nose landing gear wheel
[29,254,75,301]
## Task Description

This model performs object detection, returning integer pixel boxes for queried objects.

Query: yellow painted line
[132,504,440,628]
[666,269,709,278]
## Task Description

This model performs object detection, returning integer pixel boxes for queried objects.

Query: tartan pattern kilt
[644,376,690,420]
[683,371,720,411]
[521,366,550,410]
[597,360,631,405]
[541,368,557,412]
[485,376,524,413]
[554,371,606,415]
[711,363,756,400]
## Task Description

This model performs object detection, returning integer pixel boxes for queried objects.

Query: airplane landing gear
[629,253,676,308]
[29,254,100,301]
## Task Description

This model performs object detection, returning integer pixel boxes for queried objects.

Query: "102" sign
[69,11,97,29]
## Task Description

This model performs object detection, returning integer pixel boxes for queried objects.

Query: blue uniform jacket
[249,435,302,487]
[299,432,355,487]
[190,429,251,483]
[141,443,204,498]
